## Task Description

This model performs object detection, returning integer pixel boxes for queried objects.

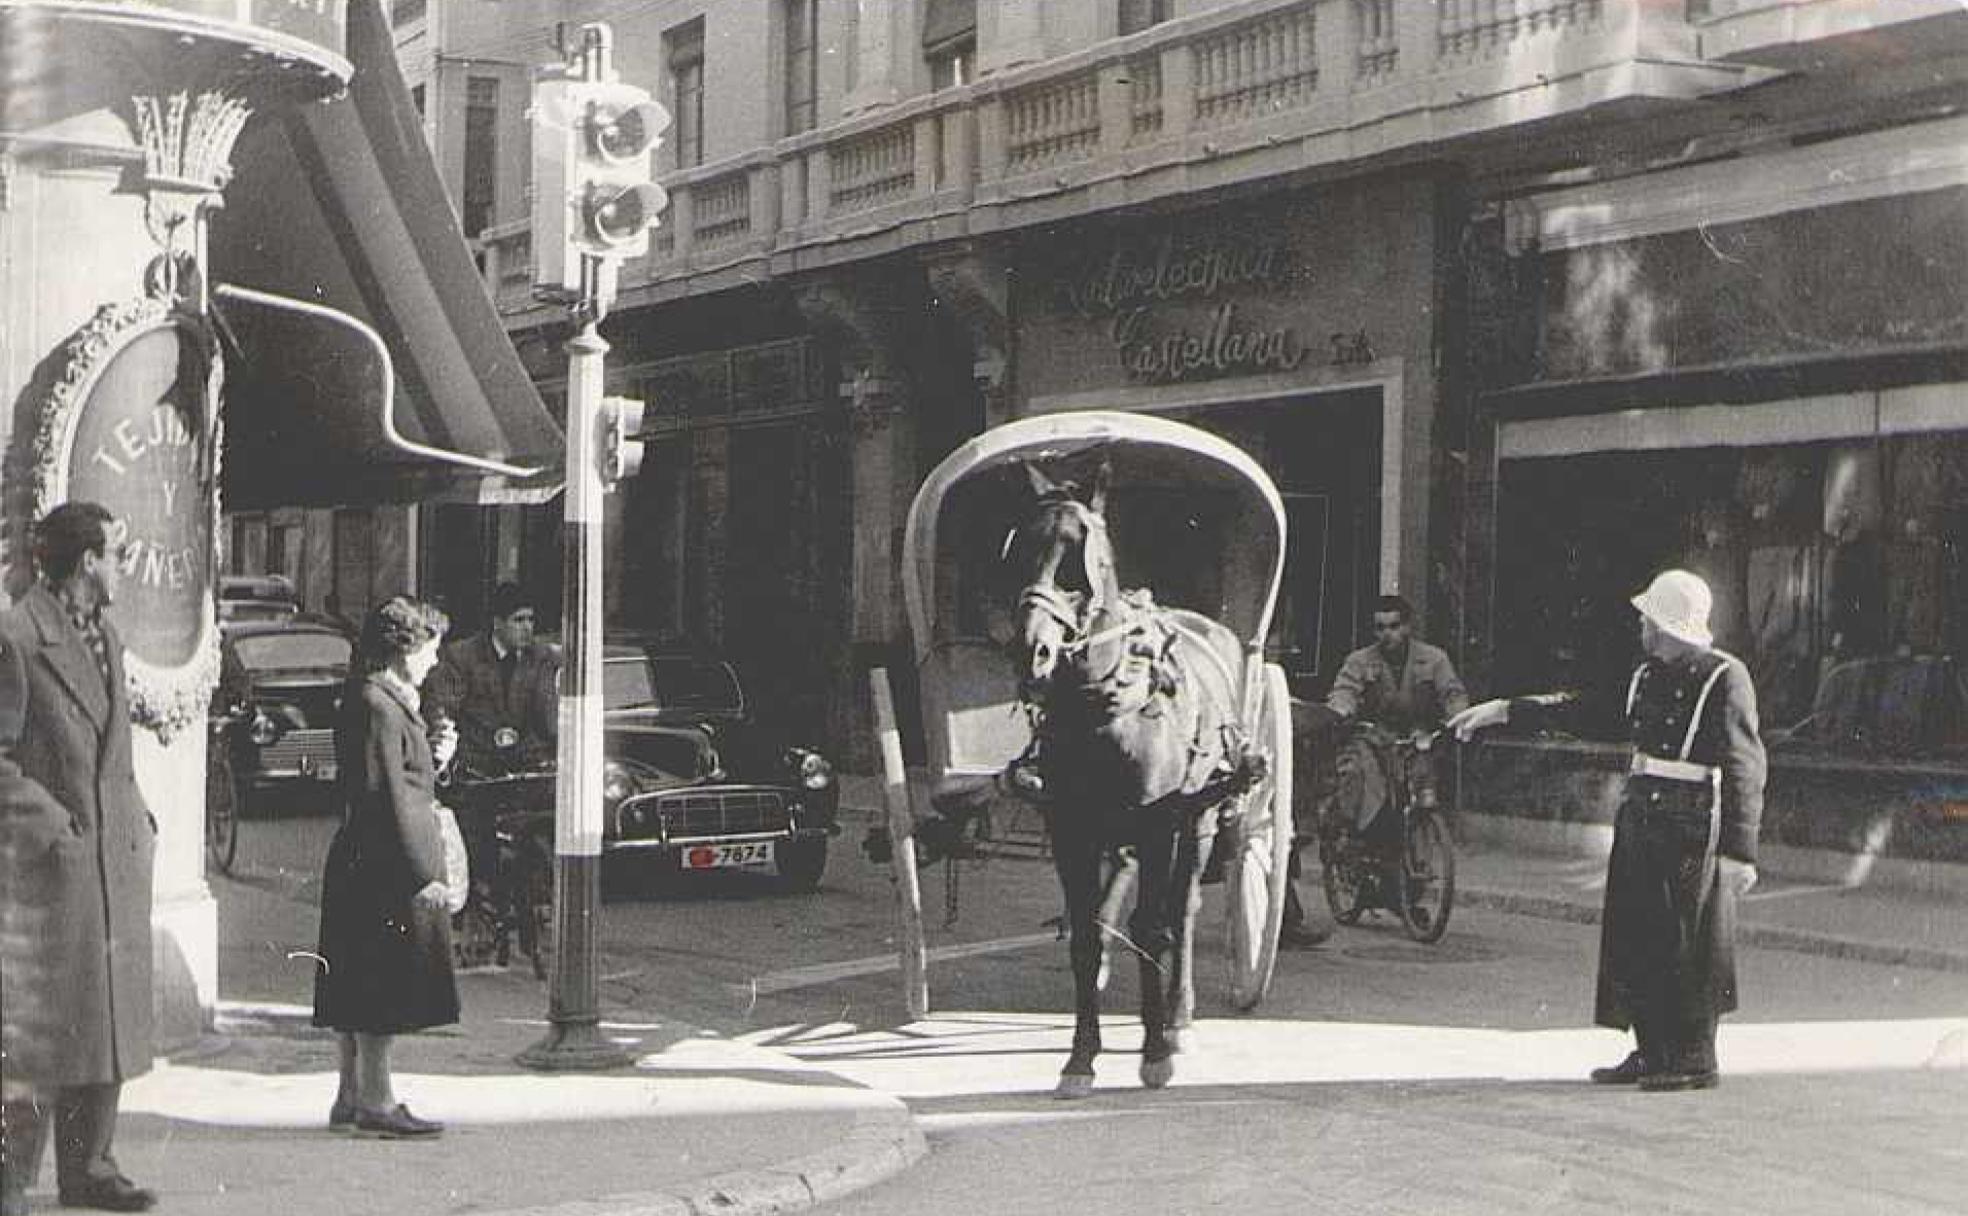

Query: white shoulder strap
[1625,664,1647,719]
[1679,653,1736,761]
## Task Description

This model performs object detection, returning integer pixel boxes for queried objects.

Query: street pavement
[41,779,1964,1216]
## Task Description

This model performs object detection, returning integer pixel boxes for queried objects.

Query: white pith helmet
[1631,569,1713,648]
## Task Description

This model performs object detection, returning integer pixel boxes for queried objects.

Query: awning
[208,0,563,509]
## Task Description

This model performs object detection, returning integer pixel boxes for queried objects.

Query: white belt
[1629,754,1717,784]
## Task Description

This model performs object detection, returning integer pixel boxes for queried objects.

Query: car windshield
[603,654,743,713]
[233,632,351,673]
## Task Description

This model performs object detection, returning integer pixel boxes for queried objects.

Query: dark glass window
[462,76,498,236]
[1118,0,1171,36]
[784,0,819,134]
[667,19,706,168]
[923,0,976,91]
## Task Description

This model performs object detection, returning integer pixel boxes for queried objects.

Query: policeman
[1451,570,1766,1092]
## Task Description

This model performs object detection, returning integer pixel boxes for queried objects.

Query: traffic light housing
[531,78,671,300]
[599,395,647,486]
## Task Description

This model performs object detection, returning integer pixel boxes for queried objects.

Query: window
[1118,0,1171,36]
[410,83,426,118]
[784,0,819,134]
[667,19,706,169]
[923,0,976,91]
[1496,429,1968,756]
[462,76,498,236]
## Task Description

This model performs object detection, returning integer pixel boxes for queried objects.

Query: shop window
[923,0,975,91]
[784,0,819,134]
[463,76,499,237]
[667,19,706,169]
[1118,0,1171,36]
[1496,434,1968,758]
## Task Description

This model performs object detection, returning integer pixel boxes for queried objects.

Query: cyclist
[424,583,560,892]
[1284,594,1468,946]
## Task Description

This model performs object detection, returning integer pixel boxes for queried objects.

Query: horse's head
[1006,462,1118,693]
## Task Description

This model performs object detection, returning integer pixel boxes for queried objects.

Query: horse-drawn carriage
[879,410,1296,1097]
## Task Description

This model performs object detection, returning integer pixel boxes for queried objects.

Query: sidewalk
[72,860,923,1216]
[843,773,1968,975]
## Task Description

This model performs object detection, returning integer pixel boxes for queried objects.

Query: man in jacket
[1450,569,1765,1091]
[424,582,559,777]
[1,503,158,1214]
[1282,595,1469,947]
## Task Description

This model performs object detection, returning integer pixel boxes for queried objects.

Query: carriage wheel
[1226,663,1294,1011]
[1400,811,1456,944]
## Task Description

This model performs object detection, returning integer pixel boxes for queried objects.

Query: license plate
[681,841,776,870]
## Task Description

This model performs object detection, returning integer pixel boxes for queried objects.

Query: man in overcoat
[0,503,158,1213]
[1451,569,1766,1091]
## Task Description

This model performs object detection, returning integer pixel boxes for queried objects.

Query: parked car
[209,615,353,824]
[597,642,839,890]
[218,573,300,625]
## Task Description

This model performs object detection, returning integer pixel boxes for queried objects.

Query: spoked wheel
[1321,842,1366,926]
[519,850,554,980]
[1226,664,1295,1011]
[205,758,240,875]
[1400,811,1456,943]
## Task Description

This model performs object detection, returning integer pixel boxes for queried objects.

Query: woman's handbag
[433,804,471,914]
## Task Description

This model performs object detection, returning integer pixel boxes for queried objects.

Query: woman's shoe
[329,1098,357,1132]
[352,1104,444,1138]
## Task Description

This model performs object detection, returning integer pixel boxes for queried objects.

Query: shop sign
[29,299,221,741]
[1056,229,1310,383]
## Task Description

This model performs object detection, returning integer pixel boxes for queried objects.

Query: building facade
[406,0,1968,872]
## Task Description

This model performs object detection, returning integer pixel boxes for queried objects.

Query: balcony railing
[481,0,1756,311]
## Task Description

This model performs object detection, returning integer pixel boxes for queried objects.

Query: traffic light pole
[517,301,631,1072]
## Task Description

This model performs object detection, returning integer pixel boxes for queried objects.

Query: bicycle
[204,711,241,874]
[444,764,556,978]
[1317,722,1457,943]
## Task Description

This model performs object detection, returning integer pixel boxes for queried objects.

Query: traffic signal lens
[587,182,670,246]
[590,100,671,163]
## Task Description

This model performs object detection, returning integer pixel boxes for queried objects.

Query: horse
[1007,461,1258,1099]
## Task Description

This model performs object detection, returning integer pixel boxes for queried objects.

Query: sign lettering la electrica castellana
[1057,228,1310,383]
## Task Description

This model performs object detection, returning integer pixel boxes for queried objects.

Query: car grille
[617,788,791,842]
[258,728,337,777]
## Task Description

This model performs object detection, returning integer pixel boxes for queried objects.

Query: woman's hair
[355,596,449,673]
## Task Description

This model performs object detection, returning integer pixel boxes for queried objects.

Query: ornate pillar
[0,6,347,1049]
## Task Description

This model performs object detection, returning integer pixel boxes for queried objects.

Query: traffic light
[599,395,647,486]
[531,77,672,300]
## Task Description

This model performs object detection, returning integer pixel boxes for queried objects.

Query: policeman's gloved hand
[1719,856,1758,894]
[1448,699,1508,742]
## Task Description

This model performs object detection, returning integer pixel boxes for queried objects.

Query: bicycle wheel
[1320,840,1365,926]
[1400,811,1456,943]
[205,758,240,875]
[519,844,554,980]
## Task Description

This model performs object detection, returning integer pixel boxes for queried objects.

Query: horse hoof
[1140,1056,1175,1089]
[1055,1073,1096,1101]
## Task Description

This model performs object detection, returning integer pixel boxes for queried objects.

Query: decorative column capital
[130,90,253,301]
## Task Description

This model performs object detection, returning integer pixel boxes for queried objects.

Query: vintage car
[209,614,353,822]
[597,642,839,890]
[217,572,301,625]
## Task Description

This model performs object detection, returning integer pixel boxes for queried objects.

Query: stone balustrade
[479,0,1769,313]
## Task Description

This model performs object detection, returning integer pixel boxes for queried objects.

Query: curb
[478,1108,927,1216]
[1460,885,1968,975]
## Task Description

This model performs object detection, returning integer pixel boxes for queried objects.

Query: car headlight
[601,760,635,806]
[794,750,833,791]
[247,710,281,746]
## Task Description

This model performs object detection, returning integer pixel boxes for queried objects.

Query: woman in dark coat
[313,596,459,1138]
